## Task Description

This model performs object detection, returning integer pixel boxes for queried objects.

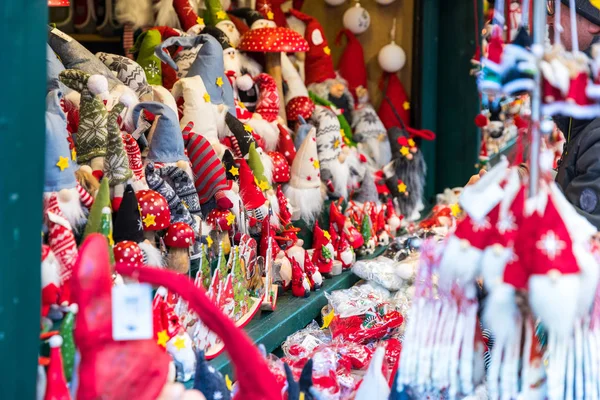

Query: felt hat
[71,235,171,400]
[352,103,387,143]
[336,29,367,103]
[222,149,239,182]
[204,0,231,27]
[378,73,411,130]
[172,0,203,33]
[288,9,336,85]
[293,116,313,150]
[289,126,321,189]
[183,128,229,204]
[132,101,187,163]
[238,158,267,210]
[123,133,144,181]
[82,178,112,243]
[254,73,280,123]
[193,351,231,399]
[311,105,343,164]
[201,25,233,49]
[59,70,110,164]
[312,221,332,250]
[157,166,202,219]
[96,52,152,98]
[156,35,236,115]
[113,184,144,243]
[226,112,257,157]
[115,260,282,399]
[257,0,288,27]
[47,45,66,92]
[277,123,297,165]
[48,26,121,90]
[229,8,267,29]
[132,29,164,86]
[45,336,71,400]
[248,142,272,191]
[104,98,134,187]
[227,12,250,36]
[45,90,77,193]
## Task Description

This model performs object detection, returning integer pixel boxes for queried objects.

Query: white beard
[45,189,87,232]
[283,185,323,224]
[224,51,244,77]
[364,137,392,169]
[323,159,350,200]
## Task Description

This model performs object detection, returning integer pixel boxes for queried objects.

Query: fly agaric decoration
[136,190,171,243]
[164,222,195,274]
[238,27,309,124]
[206,208,235,232]
[113,241,144,265]
[269,151,291,183]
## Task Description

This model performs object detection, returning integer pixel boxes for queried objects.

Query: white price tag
[300,334,323,353]
[132,120,152,140]
[112,283,153,341]
[51,28,73,43]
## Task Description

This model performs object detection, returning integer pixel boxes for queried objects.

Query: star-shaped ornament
[225,375,233,390]
[71,148,77,161]
[536,230,566,261]
[56,156,70,171]
[400,146,410,156]
[229,165,239,176]
[216,11,227,19]
[323,230,331,240]
[258,180,270,191]
[244,124,253,133]
[203,92,211,103]
[197,17,204,25]
[216,76,224,87]
[313,159,320,169]
[403,101,410,110]
[397,182,407,193]
[408,138,416,147]
[239,102,246,109]
[143,213,157,228]
[323,46,331,55]
[173,336,186,350]
[450,203,461,217]
[157,330,169,348]
[206,235,214,247]
[226,212,235,226]
[333,139,340,149]
[267,11,274,19]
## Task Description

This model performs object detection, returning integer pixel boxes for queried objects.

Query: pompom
[236,74,254,91]
[156,286,168,297]
[68,303,79,314]
[540,119,555,134]
[118,91,137,108]
[48,335,63,348]
[474,113,489,128]
[377,43,406,73]
[87,75,109,96]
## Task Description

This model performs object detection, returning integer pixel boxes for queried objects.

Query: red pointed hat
[277,123,297,165]
[238,158,267,210]
[254,73,280,123]
[115,263,282,400]
[45,336,71,400]
[312,221,331,249]
[288,9,336,85]
[173,0,202,32]
[378,73,411,130]
[71,235,170,400]
[256,0,288,27]
[336,29,367,103]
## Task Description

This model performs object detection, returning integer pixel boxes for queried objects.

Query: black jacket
[555,117,600,229]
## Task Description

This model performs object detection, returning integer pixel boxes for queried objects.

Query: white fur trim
[283,184,323,224]
[88,75,109,96]
[247,118,279,151]
[438,235,483,290]
[139,241,165,267]
[236,74,254,92]
[48,335,63,348]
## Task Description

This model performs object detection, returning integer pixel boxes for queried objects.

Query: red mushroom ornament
[164,222,195,274]
[206,208,236,232]
[238,27,309,124]
[136,190,171,242]
[113,241,144,265]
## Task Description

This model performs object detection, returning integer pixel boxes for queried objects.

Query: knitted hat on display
[96,52,152,98]
[45,90,77,193]
[352,103,387,143]
[226,112,257,157]
[254,73,280,123]
[193,351,231,399]
[113,184,144,243]
[45,336,71,400]
[309,91,354,146]
[132,102,188,163]
[145,163,196,228]
[48,26,121,90]
[378,73,410,130]
[282,54,315,122]
[238,158,268,209]
[288,126,321,189]
[59,70,109,164]
[311,105,343,164]
[103,99,134,187]
[71,235,171,400]
[156,34,236,115]
[47,45,66,92]
[288,9,336,85]
[336,29,367,103]
[159,165,203,217]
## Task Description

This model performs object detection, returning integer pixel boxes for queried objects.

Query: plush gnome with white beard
[205,0,242,46]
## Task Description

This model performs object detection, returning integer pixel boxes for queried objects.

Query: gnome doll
[238,158,269,225]
[205,0,242,46]
[329,201,364,249]
[291,257,311,298]
[286,238,323,290]
[283,126,325,224]
[243,73,282,152]
[41,245,62,317]
[334,229,355,270]
[44,336,71,400]
[312,222,335,277]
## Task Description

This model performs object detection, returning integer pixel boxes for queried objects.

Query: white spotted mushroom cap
[113,241,144,264]
[268,151,290,183]
[164,222,195,248]
[238,27,309,53]
[135,189,171,231]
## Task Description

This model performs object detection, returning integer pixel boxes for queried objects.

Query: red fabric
[256,0,288,27]
[228,13,250,36]
[487,26,504,64]
[269,151,291,183]
[185,129,229,204]
[277,123,297,165]
[115,261,282,400]
[71,235,170,400]
[286,96,315,122]
[238,158,267,209]
[567,72,595,106]
[291,257,309,297]
[378,73,411,129]
[254,73,280,122]
[312,222,333,274]
[172,0,200,32]
[288,9,336,85]
[45,341,71,400]
[336,29,367,104]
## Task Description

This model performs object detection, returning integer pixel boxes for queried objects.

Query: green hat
[132,29,163,86]
[248,142,271,191]
[59,304,78,382]
[104,100,134,186]
[83,178,115,263]
[204,0,231,26]
[360,212,372,243]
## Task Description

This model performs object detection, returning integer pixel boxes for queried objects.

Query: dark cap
[560,0,600,26]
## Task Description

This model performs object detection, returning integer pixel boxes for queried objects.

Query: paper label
[112,283,153,341]
[51,28,72,43]
[300,334,323,353]
[132,120,152,140]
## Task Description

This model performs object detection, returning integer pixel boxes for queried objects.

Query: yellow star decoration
[216,10,227,19]
[323,230,331,240]
[592,0,600,10]
[323,46,331,55]
[56,156,70,171]
[197,17,204,25]
[203,92,211,103]
[408,138,416,147]
[258,180,270,191]
[143,213,157,228]
[216,76,224,87]
[333,139,340,149]
[226,212,236,226]
[398,182,407,193]
[157,330,169,348]
[206,235,214,247]
[71,148,77,161]
[229,165,239,176]
[239,101,246,109]
[403,101,410,110]
[173,336,186,350]
[244,124,253,133]
[450,203,462,217]
[312,159,320,169]
[299,393,305,400]
[225,375,233,391]
[400,146,410,156]
[267,11,274,20]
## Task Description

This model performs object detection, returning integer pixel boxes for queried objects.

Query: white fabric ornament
[343,3,370,35]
